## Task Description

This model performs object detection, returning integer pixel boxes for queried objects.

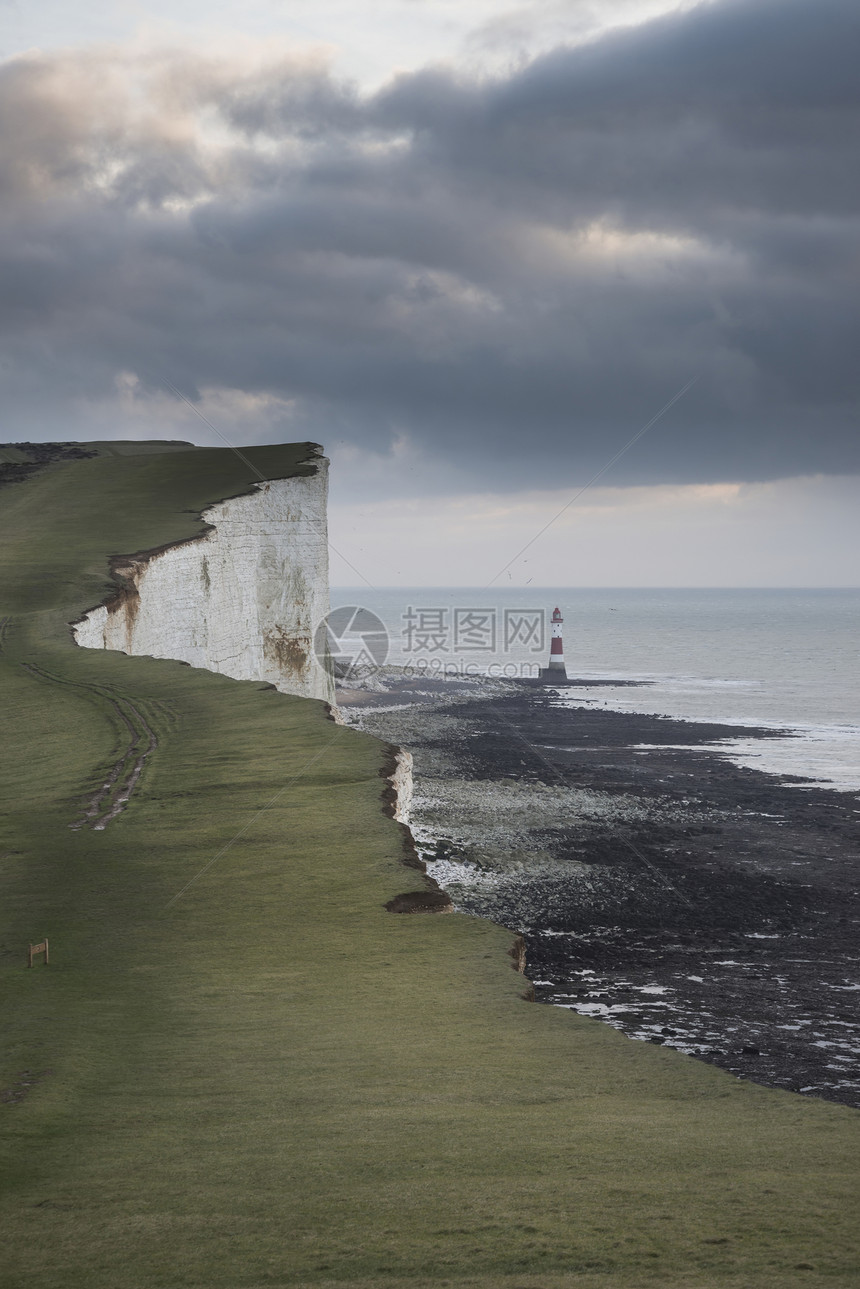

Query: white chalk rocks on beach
[74,460,334,704]
[389,749,414,824]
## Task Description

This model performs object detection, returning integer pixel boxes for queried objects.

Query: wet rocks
[343,675,860,1108]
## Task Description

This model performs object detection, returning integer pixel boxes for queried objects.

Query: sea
[331,588,860,793]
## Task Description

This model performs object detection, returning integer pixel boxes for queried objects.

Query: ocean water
[331,587,860,792]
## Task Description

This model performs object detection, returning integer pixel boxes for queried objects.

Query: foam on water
[337,587,860,793]
[551,683,860,792]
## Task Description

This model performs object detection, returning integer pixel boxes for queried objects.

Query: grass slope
[0,444,857,1289]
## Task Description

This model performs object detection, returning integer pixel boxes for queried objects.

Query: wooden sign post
[28,939,49,968]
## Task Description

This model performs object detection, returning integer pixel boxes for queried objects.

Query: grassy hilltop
[0,442,857,1289]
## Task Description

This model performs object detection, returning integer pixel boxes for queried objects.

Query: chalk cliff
[390,749,414,823]
[74,453,334,704]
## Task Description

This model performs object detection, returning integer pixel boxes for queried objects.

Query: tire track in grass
[20,663,160,830]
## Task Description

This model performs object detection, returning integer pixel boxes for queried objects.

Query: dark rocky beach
[340,674,860,1109]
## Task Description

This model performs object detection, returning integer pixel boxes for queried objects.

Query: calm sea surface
[332,588,860,792]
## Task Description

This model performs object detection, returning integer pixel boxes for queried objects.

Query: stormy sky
[1,0,858,584]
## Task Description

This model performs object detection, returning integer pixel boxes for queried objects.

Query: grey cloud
[372,0,860,227]
[0,0,858,492]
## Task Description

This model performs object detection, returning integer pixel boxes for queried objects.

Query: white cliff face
[390,749,414,824]
[74,461,334,704]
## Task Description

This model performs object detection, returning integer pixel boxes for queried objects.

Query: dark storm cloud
[0,0,858,491]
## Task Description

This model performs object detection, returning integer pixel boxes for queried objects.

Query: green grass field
[1,443,857,1289]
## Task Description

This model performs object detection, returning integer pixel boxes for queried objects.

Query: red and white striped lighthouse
[545,606,567,679]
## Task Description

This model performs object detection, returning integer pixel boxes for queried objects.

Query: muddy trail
[22,662,170,830]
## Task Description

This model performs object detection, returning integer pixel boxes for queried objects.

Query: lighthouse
[542,606,568,681]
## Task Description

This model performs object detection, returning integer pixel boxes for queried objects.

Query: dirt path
[21,662,160,830]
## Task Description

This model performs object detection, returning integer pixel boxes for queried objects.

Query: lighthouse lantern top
[552,607,563,622]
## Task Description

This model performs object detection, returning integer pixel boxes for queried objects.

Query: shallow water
[343,673,860,1107]
[334,587,860,791]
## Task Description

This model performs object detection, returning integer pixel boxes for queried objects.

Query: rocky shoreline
[340,673,860,1109]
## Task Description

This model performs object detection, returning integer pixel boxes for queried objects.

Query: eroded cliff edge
[73,450,334,704]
